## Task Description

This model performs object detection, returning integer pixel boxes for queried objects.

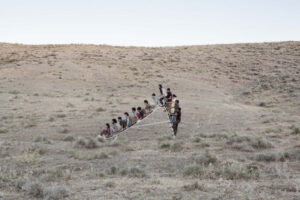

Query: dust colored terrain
[0,42,299,200]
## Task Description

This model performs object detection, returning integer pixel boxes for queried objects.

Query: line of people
[99,84,181,138]
[100,100,155,137]
[157,84,181,137]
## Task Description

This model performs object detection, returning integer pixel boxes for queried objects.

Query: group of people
[99,84,181,138]
[156,84,181,137]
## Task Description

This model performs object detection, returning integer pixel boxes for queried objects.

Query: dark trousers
[172,120,180,136]
[159,97,165,105]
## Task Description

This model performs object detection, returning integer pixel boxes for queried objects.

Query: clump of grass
[219,163,259,180]
[44,186,68,200]
[108,166,118,175]
[193,137,202,143]
[283,150,300,161]
[15,179,68,199]
[22,180,44,198]
[49,117,55,122]
[250,137,273,149]
[0,129,8,134]
[9,90,20,94]
[183,165,204,178]
[56,114,66,118]
[171,143,183,152]
[60,128,69,134]
[291,126,300,135]
[97,152,109,159]
[86,138,97,149]
[63,135,74,142]
[195,151,218,165]
[227,135,272,150]
[226,135,251,145]
[269,183,298,193]
[66,103,74,108]
[160,143,171,149]
[74,137,98,149]
[34,136,51,144]
[96,107,106,112]
[105,181,116,188]
[183,163,259,180]
[128,167,147,178]
[109,151,118,156]
[183,182,206,191]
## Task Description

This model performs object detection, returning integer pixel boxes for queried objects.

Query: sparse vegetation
[0,129,8,134]
[183,162,259,180]
[63,135,74,142]
[34,136,51,144]
[290,126,300,135]
[56,114,66,118]
[195,151,218,165]
[22,180,44,198]
[128,167,147,178]
[1,42,299,199]
[183,182,206,191]
[250,137,273,149]
[96,107,106,112]
[60,128,69,134]
[74,137,98,149]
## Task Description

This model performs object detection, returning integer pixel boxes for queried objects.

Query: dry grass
[0,42,299,199]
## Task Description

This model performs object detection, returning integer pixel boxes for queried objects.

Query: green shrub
[128,167,147,178]
[96,107,106,112]
[183,165,204,178]
[171,143,183,152]
[160,143,171,149]
[63,135,74,142]
[291,126,300,135]
[251,138,273,149]
[98,152,109,159]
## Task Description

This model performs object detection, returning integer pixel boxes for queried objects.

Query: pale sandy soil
[0,42,299,200]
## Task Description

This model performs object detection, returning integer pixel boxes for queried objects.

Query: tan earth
[0,42,299,200]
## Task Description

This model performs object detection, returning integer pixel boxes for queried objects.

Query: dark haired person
[118,117,127,131]
[105,123,111,137]
[111,118,119,133]
[99,123,110,137]
[165,88,173,110]
[131,107,138,124]
[152,93,162,106]
[172,107,181,138]
[124,112,133,128]
[144,100,153,113]
[137,107,144,120]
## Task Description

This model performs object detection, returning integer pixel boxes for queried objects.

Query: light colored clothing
[133,111,138,119]
[126,116,132,127]
[153,96,162,106]
[162,88,167,97]
[111,124,118,133]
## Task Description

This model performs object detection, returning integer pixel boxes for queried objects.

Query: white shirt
[162,88,167,97]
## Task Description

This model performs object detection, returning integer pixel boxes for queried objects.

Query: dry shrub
[63,135,74,142]
[44,186,68,200]
[22,180,44,198]
[183,182,206,191]
[195,151,218,166]
[184,163,259,180]
[74,137,98,149]
[128,167,147,178]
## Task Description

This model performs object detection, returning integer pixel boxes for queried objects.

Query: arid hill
[0,42,299,200]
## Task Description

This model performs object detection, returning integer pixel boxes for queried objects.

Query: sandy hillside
[0,42,299,200]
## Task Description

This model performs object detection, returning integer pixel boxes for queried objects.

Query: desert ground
[0,42,299,200]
